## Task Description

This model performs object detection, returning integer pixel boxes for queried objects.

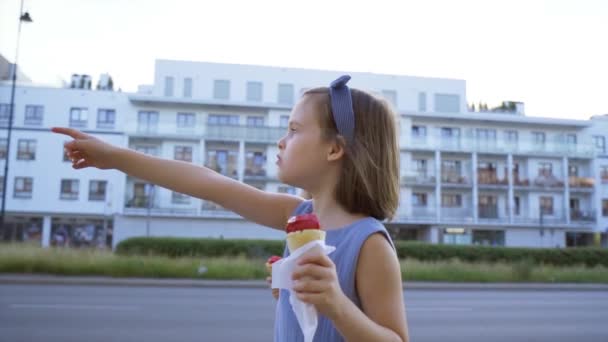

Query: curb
[1,274,608,291]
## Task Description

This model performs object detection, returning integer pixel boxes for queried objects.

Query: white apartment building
[0,59,607,249]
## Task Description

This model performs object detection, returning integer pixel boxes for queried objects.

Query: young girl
[53,75,409,342]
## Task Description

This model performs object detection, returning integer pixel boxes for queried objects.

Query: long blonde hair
[303,88,400,221]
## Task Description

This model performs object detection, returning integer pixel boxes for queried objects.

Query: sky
[0,0,607,120]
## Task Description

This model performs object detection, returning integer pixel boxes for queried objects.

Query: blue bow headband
[329,75,355,145]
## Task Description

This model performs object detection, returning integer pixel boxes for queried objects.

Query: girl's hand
[292,251,347,320]
[266,276,280,300]
[52,127,119,170]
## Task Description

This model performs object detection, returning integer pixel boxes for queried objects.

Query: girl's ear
[327,136,346,162]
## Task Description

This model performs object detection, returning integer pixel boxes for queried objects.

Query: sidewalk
[2,274,607,291]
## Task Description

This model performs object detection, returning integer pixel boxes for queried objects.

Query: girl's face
[276,96,332,190]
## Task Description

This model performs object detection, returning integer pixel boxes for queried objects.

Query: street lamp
[0,0,33,232]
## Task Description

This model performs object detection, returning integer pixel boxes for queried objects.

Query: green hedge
[116,237,608,267]
[394,242,608,267]
[116,237,285,259]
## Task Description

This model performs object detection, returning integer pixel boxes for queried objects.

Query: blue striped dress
[274,200,393,342]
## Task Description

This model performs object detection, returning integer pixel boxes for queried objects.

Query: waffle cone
[286,230,326,252]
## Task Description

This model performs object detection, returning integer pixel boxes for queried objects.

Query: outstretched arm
[53,127,302,230]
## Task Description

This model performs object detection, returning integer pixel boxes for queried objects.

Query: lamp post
[0,0,33,232]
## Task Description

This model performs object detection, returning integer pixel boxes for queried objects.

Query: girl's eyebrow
[289,121,302,127]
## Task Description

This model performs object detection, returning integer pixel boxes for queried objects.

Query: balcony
[396,207,437,223]
[441,207,474,223]
[441,174,471,187]
[478,170,508,188]
[533,174,564,189]
[568,177,594,190]
[570,209,596,223]
[205,125,285,143]
[201,201,240,218]
[402,170,435,186]
[404,135,595,158]
[512,212,572,226]
[125,195,151,208]
[478,206,499,219]
[244,168,270,181]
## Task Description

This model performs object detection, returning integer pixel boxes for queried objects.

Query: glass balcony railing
[401,169,436,185]
[568,177,594,188]
[570,209,596,222]
[532,175,565,188]
[441,207,474,222]
[126,121,286,144]
[405,135,595,158]
[477,171,508,186]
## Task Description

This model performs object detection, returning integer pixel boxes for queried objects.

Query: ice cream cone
[285,214,325,252]
[266,255,282,300]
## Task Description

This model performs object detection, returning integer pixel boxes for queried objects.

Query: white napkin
[271,240,336,342]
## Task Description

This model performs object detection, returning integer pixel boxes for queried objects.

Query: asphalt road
[1,284,606,342]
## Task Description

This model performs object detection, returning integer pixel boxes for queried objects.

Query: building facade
[0,59,607,249]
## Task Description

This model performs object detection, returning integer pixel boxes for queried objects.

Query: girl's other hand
[291,251,347,320]
[52,127,119,170]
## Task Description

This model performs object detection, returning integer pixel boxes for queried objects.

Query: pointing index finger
[51,127,89,140]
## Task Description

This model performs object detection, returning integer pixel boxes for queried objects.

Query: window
[413,159,426,174]
[69,107,88,127]
[532,132,546,146]
[183,78,192,98]
[601,166,608,183]
[434,94,460,113]
[412,125,426,138]
[505,130,518,145]
[177,112,195,128]
[477,129,497,144]
[60,179,79,200]
[97,109,115,129]
[540,196,553,215]
[0,176,3,196]
[603,199,608,217]
[538,162,552,177]
[0,103,11,124]
[14,177,33,198]
[442,160,462,183]
[594,136,606,154]
[381,90,397,106]
[441,127,460,138]
[566,134,577,145]
[89,180,107,201]
[17,139,36,160]
[247,81,263,102]
[513,196,520,215]
[137,111,159,133]
[63,148,70,162]
[568,165,578,177]
[245,151,266,176]
[280,115,289,128]
[24,105,44,125]
[246,116,264,127]
[278,83,294,105]
[412,193,427,207]
[278,186,297,195]
[174,146,193,162]
[0,138,7,159]
[172,192,190,204]
[213,80,230,100]
[207,114,239,125]
[418,92,427,112]
[441,194,462,207]
[164,76,174,97]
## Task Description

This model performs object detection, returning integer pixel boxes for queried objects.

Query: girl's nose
[277,136,286,150]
